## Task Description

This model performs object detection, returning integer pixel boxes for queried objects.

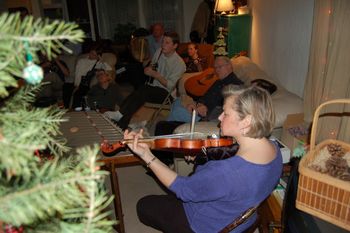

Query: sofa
[174,56,304,137]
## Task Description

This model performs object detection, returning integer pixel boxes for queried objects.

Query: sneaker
[104,111,123,121]
[128,120,148,131]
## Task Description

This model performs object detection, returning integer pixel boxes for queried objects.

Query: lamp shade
[216,0,234,12]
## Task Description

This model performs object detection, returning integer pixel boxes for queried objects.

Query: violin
[100,133,234,157]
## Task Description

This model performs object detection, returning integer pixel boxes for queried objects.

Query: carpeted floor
[111,165,165,233]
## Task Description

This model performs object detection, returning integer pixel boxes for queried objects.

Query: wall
[249,0,314,97]
[181,0,202,42]
[97,0,190,41]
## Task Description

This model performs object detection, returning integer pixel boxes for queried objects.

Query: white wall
[249,0,314,97]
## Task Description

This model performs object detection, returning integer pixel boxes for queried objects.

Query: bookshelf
[215,14,252,57]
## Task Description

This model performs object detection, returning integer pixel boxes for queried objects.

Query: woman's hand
[124,131,179,188]
[124,129,152,159]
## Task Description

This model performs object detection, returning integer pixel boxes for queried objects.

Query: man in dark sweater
[154,56,243,165]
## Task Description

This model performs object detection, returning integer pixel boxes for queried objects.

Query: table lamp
[215,0,234,15]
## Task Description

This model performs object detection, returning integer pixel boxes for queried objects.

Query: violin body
[184,68,218,97]
[100,141,126,157]
[100,137,234,157]
[101,140,155,157]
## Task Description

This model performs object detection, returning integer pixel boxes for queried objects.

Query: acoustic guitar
[184,67,218,97]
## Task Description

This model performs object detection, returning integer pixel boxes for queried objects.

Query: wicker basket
[296,99,350,231]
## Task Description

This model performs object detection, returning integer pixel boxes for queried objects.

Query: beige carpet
[115,165,165,233]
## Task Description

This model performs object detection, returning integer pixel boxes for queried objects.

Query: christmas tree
[0,13,115,232]
[213,27,228,56]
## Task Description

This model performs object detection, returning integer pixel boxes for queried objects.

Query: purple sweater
[170,142,283,233]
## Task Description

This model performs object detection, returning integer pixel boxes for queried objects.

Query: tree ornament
[22,42,43,85]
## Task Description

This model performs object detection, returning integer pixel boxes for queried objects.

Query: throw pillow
[251,79,277,95]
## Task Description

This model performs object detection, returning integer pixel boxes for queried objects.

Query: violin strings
[121,132,205,144]
[148,132,204,140]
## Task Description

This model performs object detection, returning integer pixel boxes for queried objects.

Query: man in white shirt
[104,31,186,130]
[71,44,111,108]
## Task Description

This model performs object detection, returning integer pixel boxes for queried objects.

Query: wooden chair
[219,206,261,233]
[177,43,215,68]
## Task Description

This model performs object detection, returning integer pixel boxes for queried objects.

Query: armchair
[177,43,215,68]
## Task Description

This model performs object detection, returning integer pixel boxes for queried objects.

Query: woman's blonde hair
[222,85,275,138]
[104,70,114,81]
[97,69,113,82]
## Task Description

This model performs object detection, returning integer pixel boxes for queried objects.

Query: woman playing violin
[124,85,283,233]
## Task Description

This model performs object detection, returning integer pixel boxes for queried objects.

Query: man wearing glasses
[153,56,243,166]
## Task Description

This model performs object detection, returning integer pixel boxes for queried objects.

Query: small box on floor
[270,136,291,164]
[281,113,310,154]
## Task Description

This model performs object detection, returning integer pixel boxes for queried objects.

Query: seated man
[104,31,186,130]
[87,69,123,112]
[167,56,243,123]
[154,56,243,165]
[146,23,164,59]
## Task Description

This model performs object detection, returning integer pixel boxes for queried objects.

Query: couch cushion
[174,90,304,133]
[272,89,303,128]
[232,56,272,86]
[174,121,221,136]
[251,79,277,95]
[174,56,304,134]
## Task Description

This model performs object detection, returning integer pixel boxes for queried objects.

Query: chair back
[177,43,215,68]
[218,206,258,233]
[130,37,150,62]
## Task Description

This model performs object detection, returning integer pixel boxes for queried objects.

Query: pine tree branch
[0,12,114,232]
[0,13,84,98]
[0,147,112,228]
[0,95,70,179]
